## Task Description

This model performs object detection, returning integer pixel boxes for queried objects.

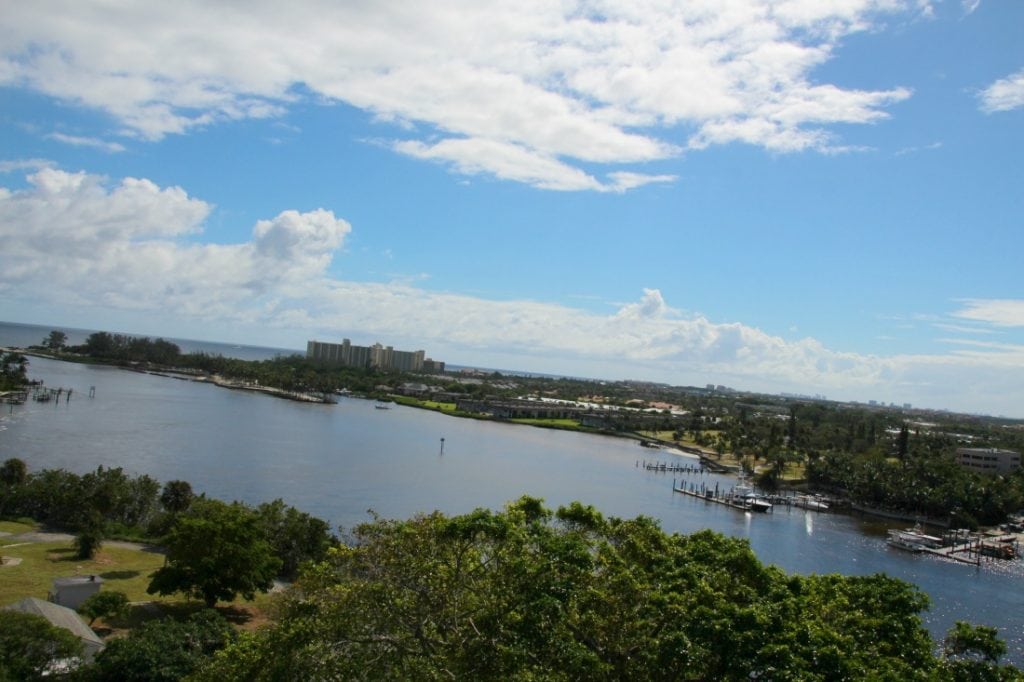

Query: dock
[920,532,1020,565]
[637,460,704,474]
[672,479,773,513]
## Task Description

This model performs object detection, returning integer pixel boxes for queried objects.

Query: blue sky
[2,0,1023,416]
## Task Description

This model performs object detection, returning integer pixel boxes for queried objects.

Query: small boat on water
[375,402,392,410]
[887,526,942,552]
[732,483,773,513]
[794,494,830,512]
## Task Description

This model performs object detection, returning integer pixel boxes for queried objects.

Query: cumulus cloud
[4,167,1024,415]
[0,169,349,315]
[0,0,926,190]
[979,68,1024,112]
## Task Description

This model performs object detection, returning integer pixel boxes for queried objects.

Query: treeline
[808,448,1024,527]
[198,499,1018,680]
[0,459,335,580]
[68,331,184,366]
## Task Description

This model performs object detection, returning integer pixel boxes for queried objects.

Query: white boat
[886,527,942,552]
[374,403,391,410]
[732,483,773,513]
[794,494,830,512]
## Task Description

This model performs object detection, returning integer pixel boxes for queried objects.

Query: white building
[50,574,103,609]
[956,448,1021,475]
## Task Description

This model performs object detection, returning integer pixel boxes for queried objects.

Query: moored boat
[887,526,942,552]
[732,483,773,513]
[794,494,830,512]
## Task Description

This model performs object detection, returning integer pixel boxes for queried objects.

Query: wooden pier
[637,460,704,474]
[919,532,1020,566]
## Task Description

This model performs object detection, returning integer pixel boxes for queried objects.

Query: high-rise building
[307,339,442,373]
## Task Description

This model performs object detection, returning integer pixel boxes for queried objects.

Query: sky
[1,1,1022,417]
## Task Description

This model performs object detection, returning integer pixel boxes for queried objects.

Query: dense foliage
[148,498,282,607]
[87,610,235,682]
[0,460,335,585]
[0,351,29,392]
[0,610,83,681]
[198,498,949,681]
[78,590,129,626]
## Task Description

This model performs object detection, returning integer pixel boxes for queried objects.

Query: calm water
[2,333,1022,662]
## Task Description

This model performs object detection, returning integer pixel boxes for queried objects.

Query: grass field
[0,540,170,605]
[0,519,38,535]
[391,396,458,413]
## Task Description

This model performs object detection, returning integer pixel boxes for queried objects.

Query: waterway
[2,333,1022,663]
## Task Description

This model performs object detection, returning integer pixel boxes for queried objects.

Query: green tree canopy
[88,610,235,682]
[78,590,129,626]
[147,499,281,608]
[197,498,944,681]
[0,458,27,486]
[159,479,193,514]
[0,610,83,681]
[42,330,67,351]
[255,498,335,580]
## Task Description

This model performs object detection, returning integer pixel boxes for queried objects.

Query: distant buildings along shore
[306,339,445,374]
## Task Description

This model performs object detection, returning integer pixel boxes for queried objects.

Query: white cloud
[0,158,53,173]
[979,68,1024,112]
[45,132,125,153]
[0,169,349,316]
[953,299,1024,327]
[0,0,927,190]
[5,167,1024,416]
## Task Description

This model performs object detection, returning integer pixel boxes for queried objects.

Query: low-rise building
[956,448,1021,475]
[50,574,102,610]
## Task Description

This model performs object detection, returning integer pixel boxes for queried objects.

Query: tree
[82,331,117,358]
[0,610,83,680]
[0,352,28,389]
[88,609,235,682]
[940,621,1018,681]
[160,479,193,514]
[0,458,27,486]
[147,499,281,608]
[74,511,106,559]
[255,498,335,580]
[42,330,67,351]
[78,590,129,626]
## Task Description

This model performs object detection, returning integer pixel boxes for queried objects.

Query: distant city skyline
[1,2,1022,417]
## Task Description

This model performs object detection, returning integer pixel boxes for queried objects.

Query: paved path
[2,530,163,553]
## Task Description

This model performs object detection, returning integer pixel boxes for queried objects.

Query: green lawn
[0,519,38,534]
[391,396,458,412]
[0,540,170,605]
